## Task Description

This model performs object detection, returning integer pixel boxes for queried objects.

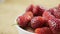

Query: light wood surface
[0,0,60,34]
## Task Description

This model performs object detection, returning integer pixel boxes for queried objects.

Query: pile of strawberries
[17,4,60,34]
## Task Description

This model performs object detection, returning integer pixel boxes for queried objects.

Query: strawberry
[35,27,52,34]
[49,4,60,19]
[33,5,45,16]
[26,4,34,12]
[17,12,33,28]
[43,11,55,20]
[48,18,60,34]
[31,16,45,29]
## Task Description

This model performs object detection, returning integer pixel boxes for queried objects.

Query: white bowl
[15,13,34,34]
[16,25,34,34]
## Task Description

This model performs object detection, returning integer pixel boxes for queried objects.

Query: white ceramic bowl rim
[16,25,33,34]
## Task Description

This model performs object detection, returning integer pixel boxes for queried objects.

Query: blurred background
[0,0,60,34]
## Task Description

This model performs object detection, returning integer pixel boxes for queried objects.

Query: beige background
[0,0,60,34]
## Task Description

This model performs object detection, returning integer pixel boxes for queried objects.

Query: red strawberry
[48,18,60,34]
[53,7,60,19]
[26,5,45,16]
[17,12,33,28]
[35,27,52,34]
[33,33,40,34]
[31,16,45,29]
[48,8,55,15]
[26,4,34,12]
[43,11,55,20]
[33,5,45,16]
[49,4,60,19]
[23,11,33,20]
